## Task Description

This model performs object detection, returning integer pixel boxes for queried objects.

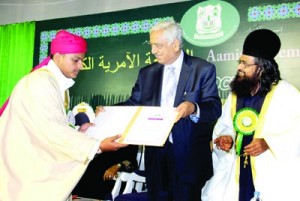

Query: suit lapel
[174,54,192,106]
[154,64,164,106]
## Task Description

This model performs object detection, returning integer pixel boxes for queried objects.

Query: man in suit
[118,20,222,201]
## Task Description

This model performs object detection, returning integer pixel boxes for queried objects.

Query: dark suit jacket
[119,52,221,185]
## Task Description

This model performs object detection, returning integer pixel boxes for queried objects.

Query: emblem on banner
[195,4,223,39]
[181,0,240,47]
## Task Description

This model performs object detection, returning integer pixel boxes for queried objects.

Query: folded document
[86,106,178,146]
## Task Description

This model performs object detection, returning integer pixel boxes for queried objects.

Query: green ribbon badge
[233,107,259,155]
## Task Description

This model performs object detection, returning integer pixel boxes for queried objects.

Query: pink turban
[50,30,87,54]
[31,30,87,71]
[0,30,87,117]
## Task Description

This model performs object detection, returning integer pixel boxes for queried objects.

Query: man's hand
[99,135,128,152]
[95,106,105,117]
[103,164,119,181]
[244,138,269,156]
[78,122,94,133]
[174,101,195,122]
[214,135,233,151]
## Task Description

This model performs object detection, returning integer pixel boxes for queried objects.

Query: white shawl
[202,80,300,201]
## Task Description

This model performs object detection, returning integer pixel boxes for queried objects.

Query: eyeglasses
[144,40,168,49]
[237,60,257,69]
[148,42,166,49]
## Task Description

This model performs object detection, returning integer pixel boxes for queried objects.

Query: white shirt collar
[170,50,184,71]
[164,50,183,79]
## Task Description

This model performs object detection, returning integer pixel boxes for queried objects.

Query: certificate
[86,106,178,146]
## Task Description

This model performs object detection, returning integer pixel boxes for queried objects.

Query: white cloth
[202,80,300,201]
[0,60,100,201]
[43,60,75,101]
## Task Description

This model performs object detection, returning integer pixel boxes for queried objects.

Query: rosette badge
[233,107,259,155]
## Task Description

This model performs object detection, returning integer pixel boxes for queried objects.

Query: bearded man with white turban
[201,29,300,201]
[0,30,127,201]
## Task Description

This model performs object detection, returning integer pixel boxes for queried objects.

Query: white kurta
[0,61,99,201]
[202,80,300,201]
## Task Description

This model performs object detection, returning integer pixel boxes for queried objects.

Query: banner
[34,0,300,108]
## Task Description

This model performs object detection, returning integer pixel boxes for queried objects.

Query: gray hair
[150,19,183,48]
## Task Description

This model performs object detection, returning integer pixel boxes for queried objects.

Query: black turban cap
[75,112,90,126]
[242,29,281,61]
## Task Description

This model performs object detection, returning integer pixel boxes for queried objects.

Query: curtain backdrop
[0,21,35,106]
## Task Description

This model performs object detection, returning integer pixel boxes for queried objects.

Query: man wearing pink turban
[0,30,86,115]
[0,30,127,201]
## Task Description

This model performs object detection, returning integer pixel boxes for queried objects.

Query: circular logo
[181,0,240,47]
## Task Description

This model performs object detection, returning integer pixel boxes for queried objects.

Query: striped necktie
[163,66,177,143]
[163,66,177,107]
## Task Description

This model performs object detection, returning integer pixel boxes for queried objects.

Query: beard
[230,71,260,97]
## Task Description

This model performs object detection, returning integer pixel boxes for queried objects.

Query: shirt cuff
[189,102,200,123]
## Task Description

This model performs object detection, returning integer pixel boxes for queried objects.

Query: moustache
[237,70,245,77]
